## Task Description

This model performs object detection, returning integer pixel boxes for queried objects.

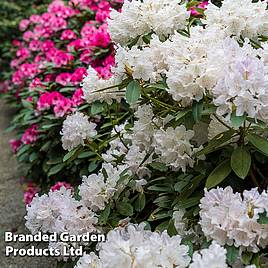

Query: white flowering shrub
[25,0,268,267]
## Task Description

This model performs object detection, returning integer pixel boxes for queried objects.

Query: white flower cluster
[61,112,97,151]
[208,38,268,121]
[153,125,202,172]
[75,223,191,268]
[108,0,189,45]
[79,163,129,211]
[189,241,228,268]
[82,67,124,105]
[25,187,97,235]
[113,37,168,83]
[204,0,268,39]
[102,104,155,178]
[165,26,226,105]
[199,186,268,252]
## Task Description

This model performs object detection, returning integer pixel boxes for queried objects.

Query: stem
[213,114,232,130]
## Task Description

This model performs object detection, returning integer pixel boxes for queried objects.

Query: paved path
[0,100,57,268]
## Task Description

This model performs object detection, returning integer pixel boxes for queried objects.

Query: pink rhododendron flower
[71,88,84,106]
[23,30,34,42]
[21,125,39,145]
[190,1,208,16]
[16,47,30,59]
[29,78,44,91]
[29,14,42,24]
[19,19,30,31]
[50,181,73,192]
[53,50,74,67]
[60,29,77,40]
[23,183,38,205]
[55,72,73,86]
[70,67,87,84]
[53,98,73,117]
[29,40,42,51]
[9,139,22,153]
[12,40,22,47]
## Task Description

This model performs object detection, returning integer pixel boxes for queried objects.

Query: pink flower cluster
[36,87,83,118]
[23,182,39,205]
[10,0,120,87]
[9,139,22,153]
[50,181,73,192]
[21,125,39,145]
[189,1,208,16]
[55,67,87,86]
[6,0,123,154]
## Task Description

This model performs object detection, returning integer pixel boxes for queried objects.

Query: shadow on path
[0,100,57,268]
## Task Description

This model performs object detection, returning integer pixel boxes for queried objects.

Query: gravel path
[0,100,57,268]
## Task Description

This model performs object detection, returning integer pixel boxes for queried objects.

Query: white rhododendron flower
[189,241,228,268]
[108,0,189,45]
[75,252,101,268]
[204,0,268,39]
[79,163,130,211]
[61,112,97,151]
[112,37,168,83]
[153,125,202,172]
[208,38,268,121]
[82,67,124,105]
[165,26,226,105]
[199,186,268,252]
[25,187,97,235]
[76,223,191,268]
[173,210,186,236]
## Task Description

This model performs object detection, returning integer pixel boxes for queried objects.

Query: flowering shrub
[20,0,268,267]
[1,0,124,189]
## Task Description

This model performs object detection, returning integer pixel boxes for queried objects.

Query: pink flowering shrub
[50,181,73,191]
[23,182,39,205]
[3,0,123,187]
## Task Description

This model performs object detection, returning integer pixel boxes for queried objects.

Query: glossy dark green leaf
[48,163,65,177]
[248,133,268,156]
[206,159,232,189]
[192,100,203,122]
[125,80,141,104]
[231,147,251,179]
[117,202,133,216]
[196,129,235,156]
[226,246,239,265]
[134,193,146,212]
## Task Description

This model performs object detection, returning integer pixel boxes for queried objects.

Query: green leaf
[241,252,253,265]
[175,196,201,209]
[48,163,65,177]
[125,80,141,104]
[77,151,96,159]
[231,147,251,179]
[63,147,80,162]
[248,133,268,156]
[196,129,235,156]
[88,162,98,173]
[98,204,111,225]
[134,193,146,212]
[182,240,194,257]
[257,212,268,224]
[230,113,246,129]
[91,101,105,115]
[29,152,38,162]
[192,100,203,122]
[205,159,232,189]
[226,246,239,265]
[117,202,134,216]
[149,162,168,172]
